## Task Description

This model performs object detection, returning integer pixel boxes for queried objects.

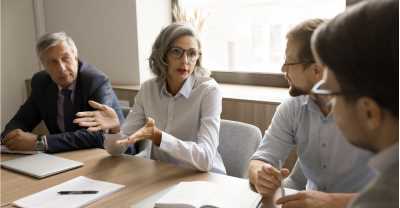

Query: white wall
[43,0,141,85]
[1,0,39,130]
[41,0,171,85]
[1,0,171,130]
[136,0,171,82]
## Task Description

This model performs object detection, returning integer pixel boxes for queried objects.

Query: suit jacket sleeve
[1,74,44,139]
[1,94,42,140]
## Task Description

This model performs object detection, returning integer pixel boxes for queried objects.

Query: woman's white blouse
[104,75,226,173]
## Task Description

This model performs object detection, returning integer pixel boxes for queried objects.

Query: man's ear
[355,97,382,130]
[310,63,324,82]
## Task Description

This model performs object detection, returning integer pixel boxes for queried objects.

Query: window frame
[171,0,352,87]
[211,71,288,88]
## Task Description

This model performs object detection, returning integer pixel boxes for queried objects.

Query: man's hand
[249,160,290,198]
[276,191,355,208]
[2,129,37,151]
[74,100,120,133]
[117,117,162,146]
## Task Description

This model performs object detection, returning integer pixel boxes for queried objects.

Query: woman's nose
[180,52,189,64]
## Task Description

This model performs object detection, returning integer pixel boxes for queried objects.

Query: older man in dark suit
[1,32,128,153]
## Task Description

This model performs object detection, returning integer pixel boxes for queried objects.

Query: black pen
[58,190,98,195]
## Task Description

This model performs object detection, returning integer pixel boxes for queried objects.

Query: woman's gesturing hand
[117,117,162,146]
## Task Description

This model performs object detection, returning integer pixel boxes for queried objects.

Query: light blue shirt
[251,95,374,192]
[105,75,226,173]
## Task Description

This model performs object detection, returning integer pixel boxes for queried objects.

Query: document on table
[13,176,125,208]
[154,181,261,208]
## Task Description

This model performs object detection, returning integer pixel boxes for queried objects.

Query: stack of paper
[13,176,125,208]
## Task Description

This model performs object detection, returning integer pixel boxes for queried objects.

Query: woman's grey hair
[149,23,210,80]
[36,32,78,59]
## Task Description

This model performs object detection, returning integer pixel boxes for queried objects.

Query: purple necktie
[61,89,74,132]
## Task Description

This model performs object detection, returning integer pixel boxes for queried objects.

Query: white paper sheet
[13,176,125,208]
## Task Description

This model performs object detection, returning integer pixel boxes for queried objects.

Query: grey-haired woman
[74,23,226,173]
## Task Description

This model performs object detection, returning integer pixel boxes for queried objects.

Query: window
[173,0,346,86]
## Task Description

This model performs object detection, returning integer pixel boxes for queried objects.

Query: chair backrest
[121,106,131,118]
[218,119,262,178]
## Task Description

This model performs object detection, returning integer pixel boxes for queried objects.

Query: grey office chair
[121,106,131,118]
[218,119,262,178]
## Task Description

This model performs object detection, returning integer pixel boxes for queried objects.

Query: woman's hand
[74,100,120,133]
[117,117,162,146]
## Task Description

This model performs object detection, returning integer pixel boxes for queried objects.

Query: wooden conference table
[1,149,267,208]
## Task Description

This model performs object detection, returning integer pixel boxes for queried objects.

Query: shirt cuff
[159,131,178,152]
[43,135,48,152]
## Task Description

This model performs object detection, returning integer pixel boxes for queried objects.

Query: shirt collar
[369,142,399,174]
[57,80,77,92]
[161,75,195,99]
[302,95,320,113]
[302,95,334,119]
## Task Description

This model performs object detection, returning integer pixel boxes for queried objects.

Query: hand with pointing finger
[74,100,120,133]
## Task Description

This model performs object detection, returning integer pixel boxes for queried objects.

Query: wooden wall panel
[221,99,277,132]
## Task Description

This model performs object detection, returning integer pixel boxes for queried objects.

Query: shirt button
[321,143,326,147]
[322,164,327,169]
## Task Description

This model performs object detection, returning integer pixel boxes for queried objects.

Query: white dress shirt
[104,75,226,173]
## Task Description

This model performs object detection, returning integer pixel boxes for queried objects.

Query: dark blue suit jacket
[1,61,127,153]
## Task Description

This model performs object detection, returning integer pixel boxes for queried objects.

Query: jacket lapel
[72,63,84,131]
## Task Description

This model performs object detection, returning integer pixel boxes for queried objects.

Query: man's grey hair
[36,32,78,59]
[149,23,210,81]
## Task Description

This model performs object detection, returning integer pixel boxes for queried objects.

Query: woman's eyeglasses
[168,47,200,63]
